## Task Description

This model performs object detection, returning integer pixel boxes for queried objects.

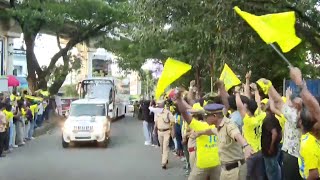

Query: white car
[62,99,111,148]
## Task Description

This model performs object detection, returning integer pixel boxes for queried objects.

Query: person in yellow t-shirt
[235,85,266,180]
[2,105,13,152]
[175,96,221,180]
[28,102,38,140]
[298,133,320,180]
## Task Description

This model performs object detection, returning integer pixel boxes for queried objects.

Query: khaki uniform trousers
[220,162,247,180]
[158,130,171,166]
[188,165,221,180]
[189,151,196,170]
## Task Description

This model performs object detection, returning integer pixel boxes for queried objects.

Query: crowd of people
[0,89,50,158]
[138,66,320,180]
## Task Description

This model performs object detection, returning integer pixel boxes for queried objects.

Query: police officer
[175,97,221,180]
[175,91,254,180]
[150,100,175,169]
[196,103,254,180]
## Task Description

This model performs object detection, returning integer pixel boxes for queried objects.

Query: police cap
[203,103,224,115]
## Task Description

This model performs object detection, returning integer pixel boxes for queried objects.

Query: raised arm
[174,90,194,124]
[187,80,197,106]
[244,71,252,98]
[216,80,229,113]
[269,98,282,116]
[268,85,284,111]
[290,67,320,124]
[235,87,247,118]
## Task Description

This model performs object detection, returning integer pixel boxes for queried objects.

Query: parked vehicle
[61,97,78,116]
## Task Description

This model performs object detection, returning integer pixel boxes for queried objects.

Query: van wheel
[116,109,119,119]
[99,136,109,148]
[62,136,69,148]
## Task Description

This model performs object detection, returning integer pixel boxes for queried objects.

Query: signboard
[82,79,113,85]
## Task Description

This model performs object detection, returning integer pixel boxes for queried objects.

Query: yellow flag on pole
[155,58,191,100]
[219,64,241,91]
[234,6,301,53]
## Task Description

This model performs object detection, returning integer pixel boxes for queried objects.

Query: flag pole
[270,43,293,67]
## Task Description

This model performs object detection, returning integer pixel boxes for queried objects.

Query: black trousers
[282,151,303,180]
[3,128,9,151]
[0,131,5,156]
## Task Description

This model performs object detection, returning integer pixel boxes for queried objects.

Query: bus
[77,77,129,120]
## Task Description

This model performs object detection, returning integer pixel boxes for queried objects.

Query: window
[13,65,23,76]
[70,104,106,116]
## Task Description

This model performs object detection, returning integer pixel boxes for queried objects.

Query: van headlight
[63,122,73,132]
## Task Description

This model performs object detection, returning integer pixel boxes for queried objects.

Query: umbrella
[16,76,28,88]
[7,75,20,87]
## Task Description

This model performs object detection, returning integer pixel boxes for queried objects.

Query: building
[129,71,141,95]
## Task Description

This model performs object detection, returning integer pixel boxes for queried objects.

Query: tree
[6,0,129,94]
[101,0,319,94]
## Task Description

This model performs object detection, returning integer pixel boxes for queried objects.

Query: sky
[14,34,63,67]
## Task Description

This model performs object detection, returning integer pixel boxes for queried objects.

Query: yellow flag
[234,6,301,53]
[219,64,241,91]
[25,95,43,102]
[155,58,191,100]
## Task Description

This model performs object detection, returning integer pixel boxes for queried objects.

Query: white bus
[77,77,128,120]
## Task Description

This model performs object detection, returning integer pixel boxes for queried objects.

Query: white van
[62,98,111,148]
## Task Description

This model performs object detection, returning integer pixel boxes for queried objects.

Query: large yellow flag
[219,64,241,91]
[234,6,301,53]
[155,58,191,100]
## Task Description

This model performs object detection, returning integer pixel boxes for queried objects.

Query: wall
[13,49,27,76]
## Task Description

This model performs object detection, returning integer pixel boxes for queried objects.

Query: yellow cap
[188,102,204,114]
[256,79,272,95]
[282,97,287,103]
[261,98,269,105]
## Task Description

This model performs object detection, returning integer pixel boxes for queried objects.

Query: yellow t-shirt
[298,133,320,179]
[275,114,286,144]
[189,119,220,168]
[3,110,14,127]
[30,104,37,117]
[242,111,266,152]
[21,108,26,118]
[175,114,181,125]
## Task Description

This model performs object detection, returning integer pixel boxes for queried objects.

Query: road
[0,116,186,180]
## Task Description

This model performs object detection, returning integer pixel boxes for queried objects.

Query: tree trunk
[24,33,38,93]
[209,52,215,94]
[195,66,202,96]
[48,56,70,95]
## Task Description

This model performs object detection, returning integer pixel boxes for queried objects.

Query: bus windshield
[81,79,113,100]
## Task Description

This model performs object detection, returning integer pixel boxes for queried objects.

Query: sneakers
[12,145,18,148]
[0,154,6,158]
[31,137,35,140]
[144,141,151,146]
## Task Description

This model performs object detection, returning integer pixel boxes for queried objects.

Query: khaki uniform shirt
[188,130,197,148]
[154,109,175,130]
[0,111,6,132]
[216,117,244,163]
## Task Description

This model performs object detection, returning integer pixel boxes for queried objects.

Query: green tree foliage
[5,0,129,94]
[61,84,78,98]
[100,0,320,94]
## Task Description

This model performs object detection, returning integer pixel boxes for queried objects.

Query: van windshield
[70,104,105,116]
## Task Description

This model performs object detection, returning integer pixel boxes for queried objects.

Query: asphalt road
[0,115,186,180]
